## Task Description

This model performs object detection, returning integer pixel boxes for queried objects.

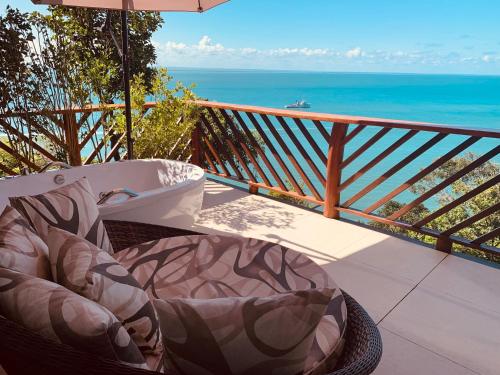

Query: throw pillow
[9,177,113,254]
[47,226,160,353]
[0,206,50,279]
[153,288,334,375]
[0,267,147,369]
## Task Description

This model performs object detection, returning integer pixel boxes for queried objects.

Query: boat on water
[285,100,311,109]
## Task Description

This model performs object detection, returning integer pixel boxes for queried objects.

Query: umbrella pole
[121,10,133,159]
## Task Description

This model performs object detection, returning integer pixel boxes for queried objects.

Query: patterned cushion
[154,288,334,375]
[114,235,348,374]
[0,267,147,369]
[9,177,113,254]
[0,206,51,279]
[47,227,160,353]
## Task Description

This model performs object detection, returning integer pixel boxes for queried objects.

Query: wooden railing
[0,102,185,174]
[0,105,123,171]
[193,100,499,257]
[0,101,498,258]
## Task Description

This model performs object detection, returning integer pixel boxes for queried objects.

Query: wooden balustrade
[192,100,499,258]
[0,106,126,172]
[0,100,498,258]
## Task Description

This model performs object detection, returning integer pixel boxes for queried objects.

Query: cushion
[154,288,334,375]
[9,177,113,254]
[0,206,51,279]
[114,235,348,374]
[47,227,160,353]
[0,267,148,369]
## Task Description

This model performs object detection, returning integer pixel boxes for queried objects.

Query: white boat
[285,100,311,109]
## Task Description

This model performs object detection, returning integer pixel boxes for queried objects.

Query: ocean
[169,68,500,130]
[166,68,499,213]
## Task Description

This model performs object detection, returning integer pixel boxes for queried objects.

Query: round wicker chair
[0,220,382,375]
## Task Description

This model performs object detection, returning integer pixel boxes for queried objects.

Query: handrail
[97,188,139,205]
[1,100,499,138]
[191,101,499,259]
[194,100,500,138]
[0,100,498,259]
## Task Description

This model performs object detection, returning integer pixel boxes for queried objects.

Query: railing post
[324,122,348,219]
[435,235,453,253]
[191,122,202,166]
[63,111,82,166]
[248,183,259,194]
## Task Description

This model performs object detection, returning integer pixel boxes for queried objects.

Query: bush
[110,68,198,160]
[370,153,499,262]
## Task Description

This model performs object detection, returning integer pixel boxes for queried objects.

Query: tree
[43,7,163,102]
[0,6,164,172]
[110,68,198,160]
[0,7,63,169]
[371,153,499,262]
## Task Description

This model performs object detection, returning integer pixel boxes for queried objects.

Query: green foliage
[198,106,266,176]
[0,7,63,167]
[0,5,163,169]
[0,7,36,111]
[371,153,499,262]
[0,141,20,176]
[43,6,163,101]
[268,179,314,208]
[110,68,198,160]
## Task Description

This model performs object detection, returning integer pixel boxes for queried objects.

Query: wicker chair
[0,220,382,375]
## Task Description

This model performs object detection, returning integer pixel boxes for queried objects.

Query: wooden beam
[220,109,271,186]
[414,174,500,227]
[340,130,417,191]
[364,136,480,214]
[389,146,499,220]
[324,123,348,219]
[342,133,447,207]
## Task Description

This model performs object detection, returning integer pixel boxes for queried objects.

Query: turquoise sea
[170,68,500,130]
[167,68,499,213]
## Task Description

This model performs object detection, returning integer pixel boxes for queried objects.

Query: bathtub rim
[1,159,206,216]
[98,173,206,216]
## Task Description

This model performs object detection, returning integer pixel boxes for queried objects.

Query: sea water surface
[170,68,500,130]
[168,68,500,213]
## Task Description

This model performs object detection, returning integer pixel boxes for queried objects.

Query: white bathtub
[0,159,205,227]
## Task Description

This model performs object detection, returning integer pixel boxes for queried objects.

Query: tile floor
[184,180,500,375]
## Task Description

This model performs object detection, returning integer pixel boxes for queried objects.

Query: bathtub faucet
[97,188,139,205]
[39,161,73,173]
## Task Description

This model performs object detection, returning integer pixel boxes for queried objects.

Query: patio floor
[186,180,500,375]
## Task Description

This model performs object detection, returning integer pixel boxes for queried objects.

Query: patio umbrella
[32,0,229,159]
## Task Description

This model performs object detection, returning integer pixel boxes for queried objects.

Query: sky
[4,0,500,75]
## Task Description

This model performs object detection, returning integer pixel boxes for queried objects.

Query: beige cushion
[0,206,51,279]
[114,235,348,374]
[154,288,334,375]
[9,177,113,254]
[0,267,147,369]
[47,227,160,353]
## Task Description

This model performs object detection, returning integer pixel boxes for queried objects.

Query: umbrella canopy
[32,0,229,12]
[32,0,229,160]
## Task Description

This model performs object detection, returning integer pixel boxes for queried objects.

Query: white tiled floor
[185,180,500,375]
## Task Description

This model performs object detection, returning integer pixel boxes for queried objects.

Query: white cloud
[197,35,226,53]
[482,54,492,62]
[153,36,500,72]
[241,47,258,55]
[164,41,188,53]
[345,47,363,58]
[267,47,331,57]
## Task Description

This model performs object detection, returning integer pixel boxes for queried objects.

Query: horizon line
[163,65,500,78]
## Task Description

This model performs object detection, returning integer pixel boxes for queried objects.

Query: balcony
[0,101,499,375]
[194,180,499,375]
